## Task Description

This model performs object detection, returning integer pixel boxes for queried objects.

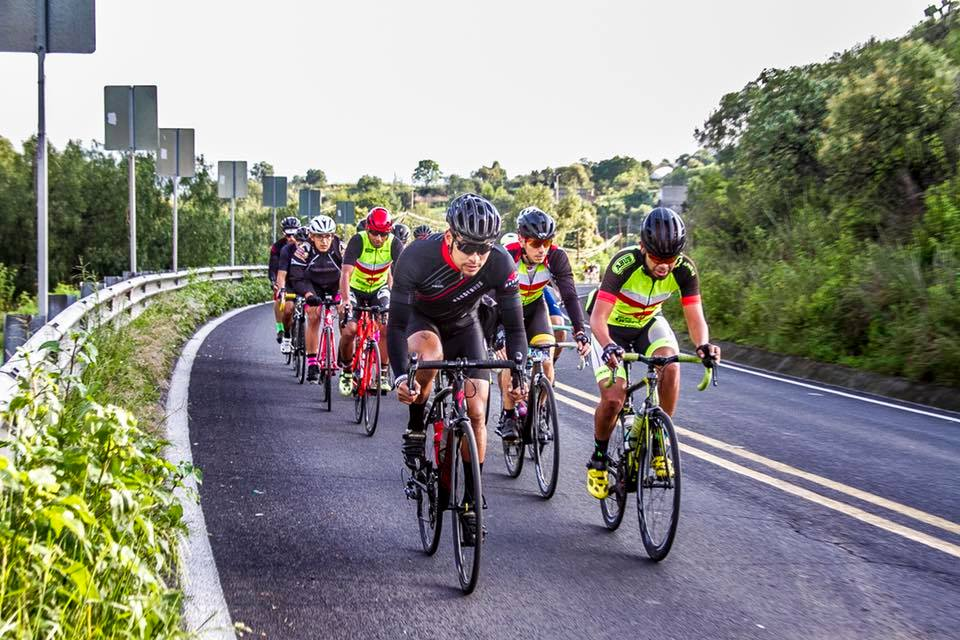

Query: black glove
[697,343,718,366]
[574,331,590,346]
[304,293,320,307]
[602,343,624,367]
[493,326,506,352]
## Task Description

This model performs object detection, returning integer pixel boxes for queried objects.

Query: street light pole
[36,44,48,319]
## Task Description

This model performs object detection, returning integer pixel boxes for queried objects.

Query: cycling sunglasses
[523,236,554,249]
[454,238,494,255]
[367,230,389,238]
[648,253,678,266]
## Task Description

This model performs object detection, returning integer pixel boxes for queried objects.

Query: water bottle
[433,420,443,466]
[622,411,637,451]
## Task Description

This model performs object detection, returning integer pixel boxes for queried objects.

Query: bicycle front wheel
[637,408,682,561]
[353,351,365,425]
[451,420,483,594]
[600,417,627,531]
[531,378,560,499]
[321,326,335,411]
[362,343,381,437]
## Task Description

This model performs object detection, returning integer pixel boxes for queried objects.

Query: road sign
[0,0,96,53]
[104,85,158,151]
[262,176,288,208]
[299,189,321,217]
[157,128,194,178]
[335,201,356,225]
[218,161,248,199]
[2,0,96,320]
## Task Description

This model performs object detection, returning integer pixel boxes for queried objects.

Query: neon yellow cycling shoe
[380,374,392,393]
[586,457,609,500]
[651,455,673,480]
[339,371,353,397]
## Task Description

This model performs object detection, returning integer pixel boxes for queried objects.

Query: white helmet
[500,232,519,246]
[308,215,336,235]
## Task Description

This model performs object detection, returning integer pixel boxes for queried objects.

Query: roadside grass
[0,276,268,639]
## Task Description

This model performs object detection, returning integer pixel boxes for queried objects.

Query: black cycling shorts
[406,310,487,380]
[347,287,389,323]
[522,297,552,344]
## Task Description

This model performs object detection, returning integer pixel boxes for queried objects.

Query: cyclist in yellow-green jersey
[338,207,405,395]
[584,207,721,500]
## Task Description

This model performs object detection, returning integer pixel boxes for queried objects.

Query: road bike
[403,353,520,594]
[501,336,584,499]
[350,304,386,436]
[599,352,717,560]
[313,295,340,411]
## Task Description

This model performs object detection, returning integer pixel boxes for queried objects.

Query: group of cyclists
[267,193,721,550]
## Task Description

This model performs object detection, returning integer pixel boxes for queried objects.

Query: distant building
[657,185,688,211]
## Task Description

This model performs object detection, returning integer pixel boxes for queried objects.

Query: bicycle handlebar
[605,352,717,391]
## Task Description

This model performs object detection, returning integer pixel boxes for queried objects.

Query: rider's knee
[660,362,680,386]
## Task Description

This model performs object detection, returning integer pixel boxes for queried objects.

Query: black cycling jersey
[287,238,344,298]
[268,237,290,282]
[278,242,297,275]
[387,235,526,378]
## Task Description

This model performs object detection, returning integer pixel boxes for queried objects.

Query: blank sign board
[335,201,356,224]
[262,176,288,208]
[104,85,158,151]
[157,128,195,178]
[218,161,248,199]
[299,189,321,217]
[0,0,96,53]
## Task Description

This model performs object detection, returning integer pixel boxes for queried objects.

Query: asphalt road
[189,303,960,639]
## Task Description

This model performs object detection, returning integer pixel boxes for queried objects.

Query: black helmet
[446,193,501,242]
[517,207,557,240]
[393,223,410,244]
[640,207,686,258]
[357,218,368,231]
[281,216,300,234]
[295,226,309,241]
[413,224,432,240]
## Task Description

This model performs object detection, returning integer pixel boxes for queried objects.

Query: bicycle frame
[350,306,385,396]
[317,297,340,373]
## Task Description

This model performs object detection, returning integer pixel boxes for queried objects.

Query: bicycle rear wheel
[362,343,381,437]
[531,379,560,499]
[637,408,682,561]
[451,420,483,594]
[502,405,524,478]
[417,389,450,555]
[600,417,628,531]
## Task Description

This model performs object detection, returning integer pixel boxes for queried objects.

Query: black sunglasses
[368,230,388,238]
[453,238,494,255]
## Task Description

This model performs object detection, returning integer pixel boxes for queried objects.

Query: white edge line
[552,389,960,559]
[554,381,960,536]
[718,362,960,424]
[166,302,267,639]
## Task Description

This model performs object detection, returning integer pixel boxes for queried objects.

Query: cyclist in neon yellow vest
[584,208,721,500]
[495,207,590,442]
[338,207,405,396]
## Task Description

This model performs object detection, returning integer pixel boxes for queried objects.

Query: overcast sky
[0,0,932,183]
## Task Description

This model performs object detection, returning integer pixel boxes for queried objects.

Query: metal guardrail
[0,266,266,413]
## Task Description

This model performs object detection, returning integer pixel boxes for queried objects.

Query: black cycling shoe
[459,503,486,547]
[307,364,320,382]
[496,414,520,442]
[276,330,283,344]
[402,430,426,470]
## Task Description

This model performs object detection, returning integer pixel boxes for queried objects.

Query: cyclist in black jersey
[288,215,344,382]
[274,226,308,355]
[388,194,527,523]
[269,216,301,347]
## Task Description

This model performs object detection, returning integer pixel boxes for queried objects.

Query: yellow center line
[552,382,960,557]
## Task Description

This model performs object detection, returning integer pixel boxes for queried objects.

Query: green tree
[305,168,327,186]
[413,159,442,190]
[250,161,274,181]
[472,161,507,187]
